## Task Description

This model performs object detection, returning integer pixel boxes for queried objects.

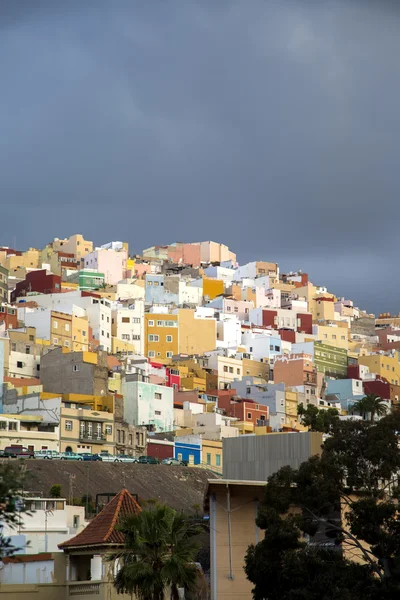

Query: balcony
[69,582,101,596]
[79,432,106,443]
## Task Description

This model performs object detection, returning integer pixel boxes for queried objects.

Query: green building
[77,270,105,291]
[314,341,348,378]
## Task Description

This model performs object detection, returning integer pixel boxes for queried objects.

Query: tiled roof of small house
[59,489,141,550]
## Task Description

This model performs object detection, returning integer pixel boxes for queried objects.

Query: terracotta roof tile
[59,489,141,550]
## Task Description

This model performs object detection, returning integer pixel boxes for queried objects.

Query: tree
[49,484,62,498]
[113,503,205,600]
[297,402,340,432]
[0,462,28,558]
[352,394,388,422]
[245,412,400,599]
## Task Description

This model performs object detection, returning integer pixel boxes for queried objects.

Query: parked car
[138,456,159,464]
[161,458,183,466]
[114,454,139,463]
[3,446,35,459]
[60,452,83,461]
[35,450,61,460]
[78,453,102,461]
[97,451,118,462]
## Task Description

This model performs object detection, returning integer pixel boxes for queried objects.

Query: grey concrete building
[40,347,109,396]
[223,431,323,481]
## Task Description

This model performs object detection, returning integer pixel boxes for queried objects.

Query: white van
[34,450,61,459]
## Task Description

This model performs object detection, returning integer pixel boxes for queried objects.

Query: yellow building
[144,313,179,361]
[242,357,270,380]
[313,324,349,350]
[203,277,224,300]
[52,234,93,261]
[0,414,59,451]
[0,248,40,271]
[177,308,216,355]
[203,439,223,473]
[50,311,89,351]
[358,353,400,386]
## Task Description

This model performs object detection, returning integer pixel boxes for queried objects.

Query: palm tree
[352,394,388,422]
[113,503,204,600]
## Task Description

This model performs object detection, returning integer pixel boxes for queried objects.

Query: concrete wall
[41,348,108,396]
[223,431,323,480]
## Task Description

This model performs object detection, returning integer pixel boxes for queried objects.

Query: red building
[147,438,174,459]
[166,366,180,389]
[261,309,312,335]
[11,270,61,302]
[0,304,18,329]
[363,377,391,400]
[217,395,269,425]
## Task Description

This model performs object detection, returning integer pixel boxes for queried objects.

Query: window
[122,317,130,323]
[229,367,233,373]
[133,335,141,340]
[129,434,133,445]
[332,334,336,340]
[155,410,161,415]
[73,515,80,529]
[154,281,159,287]
[107,316,110,323]
[148,334,159,342]
[223,366,228,372]
[65,420,73,431]
[216,454,221,467]
[166,351,173,358]
[323,333,327,339]
[157,320,163,326]
[8,422,17,431]
[165,320,177,327]
[247,412,252,419]
[148,320,154,327]
[260,415,265,421]
[105,425,112,435]
[53,337,59,344]
[226,306,231,311]
[148,351,155,358]
[25,346,30,354]
[246,387,251,394]
[64,340,70,347]
[73,365,79,372]
[274,345,279,352]
[147,281,153,286]
[101,314,104,320]
[122,334,130,340]
[29,335,34,342]
[133,318,141,323]
[234,306,238,312]
[236,368,240,374]
[166,335,173,342]
[53,320,58,329]
[155,392,162,399]
[17,361,23,368]
[341,335,345,340]
[177,453,183,461]
[206,453,211,465]
[65,323,70,332]
[11,343,16,351]
[270,345,274,351]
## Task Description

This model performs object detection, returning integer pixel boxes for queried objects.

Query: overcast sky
[1,0,399,314]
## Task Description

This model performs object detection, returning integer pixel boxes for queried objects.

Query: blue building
[326,377,364,411]
[145,274,178,305]
[174,435,202,465]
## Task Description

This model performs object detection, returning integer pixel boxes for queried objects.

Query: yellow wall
[71,314,89,351]
[313,325,349,350]
[242,358,270,380]
[177,309,216,355]
[112,337,137,354]
[312,298,335,321]
[82,351,98,365]
[51,311,72,349]
[180,376,207,392]
[1,249,40,271]
[60,405,115,454]
[145,313,179,360]
[358,354,400,385]
[203,438,223,472]
[203,277,224,300]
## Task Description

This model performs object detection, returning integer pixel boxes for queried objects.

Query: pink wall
[85,249,127,285]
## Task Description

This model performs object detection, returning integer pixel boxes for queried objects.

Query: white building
[2,497,87,555]
[111,300,144,354]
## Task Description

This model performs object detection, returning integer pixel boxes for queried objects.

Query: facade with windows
[314,342,348,378]
[111,300,144,355]
[174,434,201,465]
[144,312,178,361]
[121,374,174,432]
[0,265,8,302]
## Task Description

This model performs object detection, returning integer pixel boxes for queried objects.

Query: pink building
[167,243,202,267]
[84,248,127,284]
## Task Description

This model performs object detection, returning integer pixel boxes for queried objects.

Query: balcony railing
[79,432,106,443]
[69,581,100,595]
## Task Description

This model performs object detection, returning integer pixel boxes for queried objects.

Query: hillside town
[0,234,398,599]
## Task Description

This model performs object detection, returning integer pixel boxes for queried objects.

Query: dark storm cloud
[1,0,399,313]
